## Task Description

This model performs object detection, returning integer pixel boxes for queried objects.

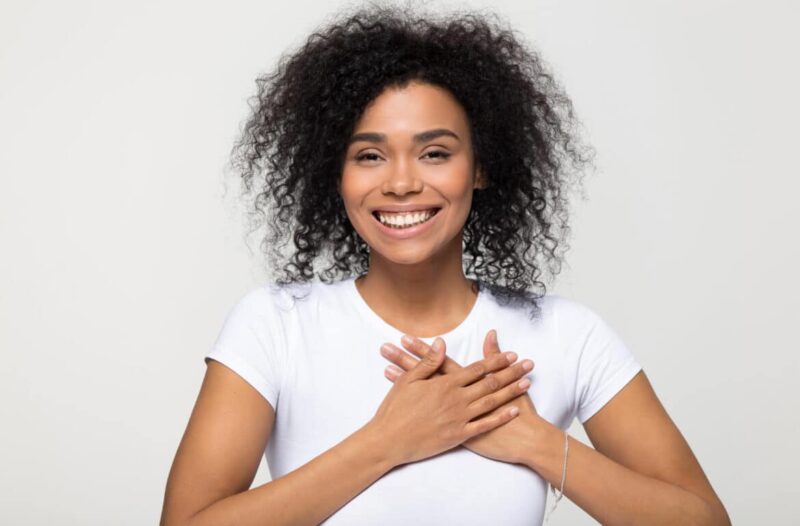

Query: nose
[381,158,423,196]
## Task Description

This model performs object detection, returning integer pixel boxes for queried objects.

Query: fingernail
[491,330,498,343]
[518,378,531,389]
[523,360,533,371]
[401,334,414,346]
[509,407,519,417]
[506,351,517,363]
[380,344,394,357]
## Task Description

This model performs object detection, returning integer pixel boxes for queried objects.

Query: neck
[354,233,479,338]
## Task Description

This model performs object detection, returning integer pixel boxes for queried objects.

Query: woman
[161,5,730,525]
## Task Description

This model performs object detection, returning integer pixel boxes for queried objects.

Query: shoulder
[229,281,314,314]
[532,293,612,330]
[486,290,606,330]
[540,295,637,373]
[223,279,355,332]
[213,283,311,344]
[524,293,621,348]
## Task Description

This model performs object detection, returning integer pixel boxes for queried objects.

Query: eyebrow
[347,128,460,146]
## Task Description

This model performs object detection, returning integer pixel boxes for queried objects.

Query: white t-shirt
[204,277,642,525]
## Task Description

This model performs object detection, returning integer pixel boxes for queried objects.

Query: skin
[343,80,730,523]
[341,80,544,467]
[160,82,529,526]
[338,80,487,338]
[160,81,731,525]
[381,330,540,465]
[383,336,732,525]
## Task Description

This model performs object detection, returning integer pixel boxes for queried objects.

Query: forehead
[352,81,470,135]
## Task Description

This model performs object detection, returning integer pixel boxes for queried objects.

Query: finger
[380,343,420,372]
[463,404,520,438]
[452,351,518,387]
[400,335,462,374]
[403,337,446,382]
[384,364,404,382]
[380,343,447,378]
[463,358,534,400]
[466,374,532,420]
[483,329,501,359]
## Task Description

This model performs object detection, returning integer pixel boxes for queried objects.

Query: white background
[1,0,798,523]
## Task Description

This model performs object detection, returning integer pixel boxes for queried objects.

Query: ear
[473,165,487,190]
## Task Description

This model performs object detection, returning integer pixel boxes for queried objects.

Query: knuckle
[468,362,487,376]
[448,422,466,443]
[441,374,457,389]
[492,357,506,369]
[495,353,512,368]
[484,374,500,391]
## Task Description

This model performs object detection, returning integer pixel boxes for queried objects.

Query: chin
[374,249,436,267]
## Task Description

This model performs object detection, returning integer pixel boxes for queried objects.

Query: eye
[355,152,382,162]
[423,150,451,161]
[354,151,451,162]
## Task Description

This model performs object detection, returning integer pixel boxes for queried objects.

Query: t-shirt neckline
[345,276,486,343]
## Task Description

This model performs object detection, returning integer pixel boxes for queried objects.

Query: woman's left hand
[380,331,549,465]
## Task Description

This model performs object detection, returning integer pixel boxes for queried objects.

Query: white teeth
[376,209,437,228]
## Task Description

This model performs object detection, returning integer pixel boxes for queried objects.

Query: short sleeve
[573,307,643,424]
[204,286,285,409]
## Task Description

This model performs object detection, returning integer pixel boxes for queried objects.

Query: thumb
[404,337,446,381]
[483,329,500,359]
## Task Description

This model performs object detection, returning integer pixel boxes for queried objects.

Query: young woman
[161,6,730,525]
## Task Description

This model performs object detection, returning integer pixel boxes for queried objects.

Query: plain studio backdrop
[1,0,798,524]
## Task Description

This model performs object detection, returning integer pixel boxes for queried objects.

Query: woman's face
[339,81,484,266]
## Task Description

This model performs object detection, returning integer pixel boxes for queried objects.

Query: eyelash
[355,150,451,162]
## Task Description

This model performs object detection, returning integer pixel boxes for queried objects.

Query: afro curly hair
[230,2,593,318]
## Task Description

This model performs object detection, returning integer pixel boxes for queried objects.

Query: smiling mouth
[372,208,441,229]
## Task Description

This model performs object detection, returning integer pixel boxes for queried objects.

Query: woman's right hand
[366,337,530,467]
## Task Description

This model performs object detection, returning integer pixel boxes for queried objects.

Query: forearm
[523,422,728,526]
[186,423,395,526]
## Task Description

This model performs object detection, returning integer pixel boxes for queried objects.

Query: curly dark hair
[230,2,593,318]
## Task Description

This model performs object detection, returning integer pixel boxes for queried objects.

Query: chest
[263,322,566,524]
[271,324,573,453]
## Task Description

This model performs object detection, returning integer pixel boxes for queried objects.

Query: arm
[521,371,731,526]
[160,360,396,526]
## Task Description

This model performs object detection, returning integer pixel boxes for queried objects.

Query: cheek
[430,157,474,192]
[430,168,475,209]
[339,169,369,199]
[338,174,371,224]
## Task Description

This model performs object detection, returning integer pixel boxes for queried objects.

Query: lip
[371,208,441,239]
[370,204,442,213]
